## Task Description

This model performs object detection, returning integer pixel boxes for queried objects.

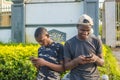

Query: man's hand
[84,53,98,63]
[77,54,98,64]
[77,55,90,64]
[30,57,47,69]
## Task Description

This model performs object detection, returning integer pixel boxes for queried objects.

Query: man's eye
[81,30,90,32]
[39,39,45,42]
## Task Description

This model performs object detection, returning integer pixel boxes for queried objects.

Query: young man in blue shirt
[30,27,64,80]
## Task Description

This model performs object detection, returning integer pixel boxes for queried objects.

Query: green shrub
[0,43,39,80]
[0,43,120,80]
[99,24,102,36]
[98,45,120,80]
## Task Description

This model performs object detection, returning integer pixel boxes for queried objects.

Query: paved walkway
[111,48,120,65]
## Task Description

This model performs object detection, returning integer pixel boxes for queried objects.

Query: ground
[111,47,120,65]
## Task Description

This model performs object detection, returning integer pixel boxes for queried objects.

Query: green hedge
[98,45,120,80]
[0,43,120,80]
[0,43,39,80]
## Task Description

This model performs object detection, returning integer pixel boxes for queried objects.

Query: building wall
[25,2,84,43]
[0,28,11,43]
[0,0,12,27]
[0,0,99,43]
[25,2,84,25]
[1,14,11,26]
[26,26,77,43]
[25,0,77,3]
[104,1,116,47]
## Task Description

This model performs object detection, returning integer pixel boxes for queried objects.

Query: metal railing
[116,2,120,42]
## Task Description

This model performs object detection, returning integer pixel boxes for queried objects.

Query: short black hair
[34,27,48,38]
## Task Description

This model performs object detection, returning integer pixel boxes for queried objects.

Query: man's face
[77,25,91,40]
[35,34,49,46]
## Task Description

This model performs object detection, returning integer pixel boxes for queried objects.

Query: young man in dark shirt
[64,14,104,80]
[30,27,64,80]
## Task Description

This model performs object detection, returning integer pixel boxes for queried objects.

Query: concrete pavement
[111,48,120,65]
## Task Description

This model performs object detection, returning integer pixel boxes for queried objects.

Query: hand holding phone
[85,55,93,58]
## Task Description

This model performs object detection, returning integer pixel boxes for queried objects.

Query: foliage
[99,24,102,36]
[0,43,120,80]
[0,43,39,80]
[98,45,120,80]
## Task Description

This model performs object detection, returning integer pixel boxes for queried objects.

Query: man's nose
[83,31,88,34]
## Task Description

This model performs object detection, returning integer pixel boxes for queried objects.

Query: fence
[116,2,120,46]
[100,1,120,46]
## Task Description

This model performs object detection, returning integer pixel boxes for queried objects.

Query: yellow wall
[0,0,12,27]
[0,13,11,26]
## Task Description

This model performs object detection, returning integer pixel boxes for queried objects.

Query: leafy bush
[98,45,120,80]
[0,43,120,80]
[99,24,102,36]
[0,43,39,80]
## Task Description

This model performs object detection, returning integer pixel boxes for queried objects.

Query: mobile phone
[85,55,93,58]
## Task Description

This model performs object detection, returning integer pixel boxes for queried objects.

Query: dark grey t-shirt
[64,36,102,80]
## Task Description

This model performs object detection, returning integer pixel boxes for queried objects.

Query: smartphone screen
[85,55,93,58]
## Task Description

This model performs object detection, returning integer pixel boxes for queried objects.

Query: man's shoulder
[67,36,76,42]
[52,42,63,49]
[89,36,102,46]
[89,36,100,41]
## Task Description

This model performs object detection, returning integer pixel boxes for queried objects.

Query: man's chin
[82,36,88,40]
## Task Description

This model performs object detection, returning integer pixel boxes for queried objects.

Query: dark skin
[30,33,64,72]
[64,25,104,70]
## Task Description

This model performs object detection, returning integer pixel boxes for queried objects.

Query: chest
[71,41,96,57]
[38,46,58,59]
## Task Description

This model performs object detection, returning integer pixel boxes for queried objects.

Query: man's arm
[31,57,64,72]
[64,53,104,71]
[64,55,89,70]
[64,58,79,70]
[94,53,104,66]
[86,53,104,67]
[44,60,64,72]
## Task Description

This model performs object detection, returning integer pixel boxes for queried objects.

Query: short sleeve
[64,41,73,59]
[95,38,102,55]
[56,43,64,61]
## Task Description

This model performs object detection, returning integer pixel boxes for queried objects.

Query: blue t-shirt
[37,42,64,80]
